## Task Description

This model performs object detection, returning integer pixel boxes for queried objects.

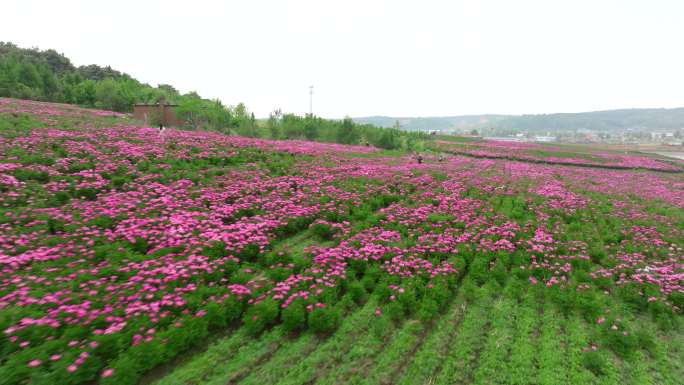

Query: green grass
[395,291,467,385]
[537,302,567,385]
[565,314,599,384]
[355,320,425,385]
[507,288,541,385]
[274,298,379,385]
[150,329,251,385]
[471,292,519,385]
[200,327,286,385]
[433,283,496,385]
[237,333,319,385]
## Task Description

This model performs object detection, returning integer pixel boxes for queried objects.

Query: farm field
[431,138,684,172]
[0,97,683,385]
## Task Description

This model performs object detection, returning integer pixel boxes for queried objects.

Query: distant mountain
[354,108,684,134]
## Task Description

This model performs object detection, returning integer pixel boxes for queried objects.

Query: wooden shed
[132,98,182,127]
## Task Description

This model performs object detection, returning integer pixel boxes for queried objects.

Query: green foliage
[244,298,279,335]
[310,222,334,240]
[281,299,307,332]
[46,218,65,234]
[307,305,341,334]
[1,42,434,149]
[13,169,50,183]
[269,113,426,150]
[582,349,607,376]
[416,298,440,322]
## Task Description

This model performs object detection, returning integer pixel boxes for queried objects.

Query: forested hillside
[0,42,241,129]
[0,42,425,149]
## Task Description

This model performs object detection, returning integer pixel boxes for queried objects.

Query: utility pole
[309,85,313,116]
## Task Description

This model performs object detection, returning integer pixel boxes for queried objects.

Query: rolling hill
[355,107,684,133]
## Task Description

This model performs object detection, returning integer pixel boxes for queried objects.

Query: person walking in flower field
[159,123,167,140]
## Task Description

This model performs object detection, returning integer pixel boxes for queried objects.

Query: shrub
[582,349,607,376]
[308,305,341,334]
[460,278,478,302]
[601,324,638,357]
[75,187,99,201]
[202,241,229,259]
[275,216,314,238]
[266,266,291,282]
[282,299,307,332]
[244,298,279,335]
[417,298,440,322]
[223,296,244,322]
[372,314,393,339]
[361,266,382,292]
[668,291,684,311]
[426,279,450,310]
[634,327,656,353]
[574,290,603,322]
[337,293,356,313]
[164,316,210,356]
[491,261,507,286]
[374,281,392,302]
[310,223,334,240]
[47,218,65,234]
[89,215,116,229]
[46,191,70,207]
[397,287,417,315]
[111,176,130,190]
[237,243,261,262]
[469,255,491,285]
[130,237,150,255]
[14,169,50,183]
[102,355,141,385]
[204,302,229,328]
[383,301,405,323]
[347,281,368,305]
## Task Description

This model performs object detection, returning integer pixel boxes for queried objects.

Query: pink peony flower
[28,359,41,367]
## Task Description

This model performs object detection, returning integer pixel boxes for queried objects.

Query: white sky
[3,0,684,118]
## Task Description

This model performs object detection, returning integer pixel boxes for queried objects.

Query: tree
[176,96,207,130]
[375,129,399,149]
[304,118,319,140]
[0,41,431,150]
[337,117,358,144]
[267,109,282,139]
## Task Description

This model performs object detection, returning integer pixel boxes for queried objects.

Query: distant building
[484,136,525,142]
[132,97,182,127]
[533,136,557,142]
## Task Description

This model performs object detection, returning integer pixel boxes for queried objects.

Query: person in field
[159,123,167,141]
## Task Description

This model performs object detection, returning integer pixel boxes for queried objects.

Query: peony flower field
[0,97,682,385]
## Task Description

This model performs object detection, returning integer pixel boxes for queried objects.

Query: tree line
[0,42,427,150]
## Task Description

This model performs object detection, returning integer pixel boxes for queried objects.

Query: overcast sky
[3,0,684,118]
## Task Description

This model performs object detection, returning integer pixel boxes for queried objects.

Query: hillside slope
[356,107,684,133]
[0,98,682,385]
